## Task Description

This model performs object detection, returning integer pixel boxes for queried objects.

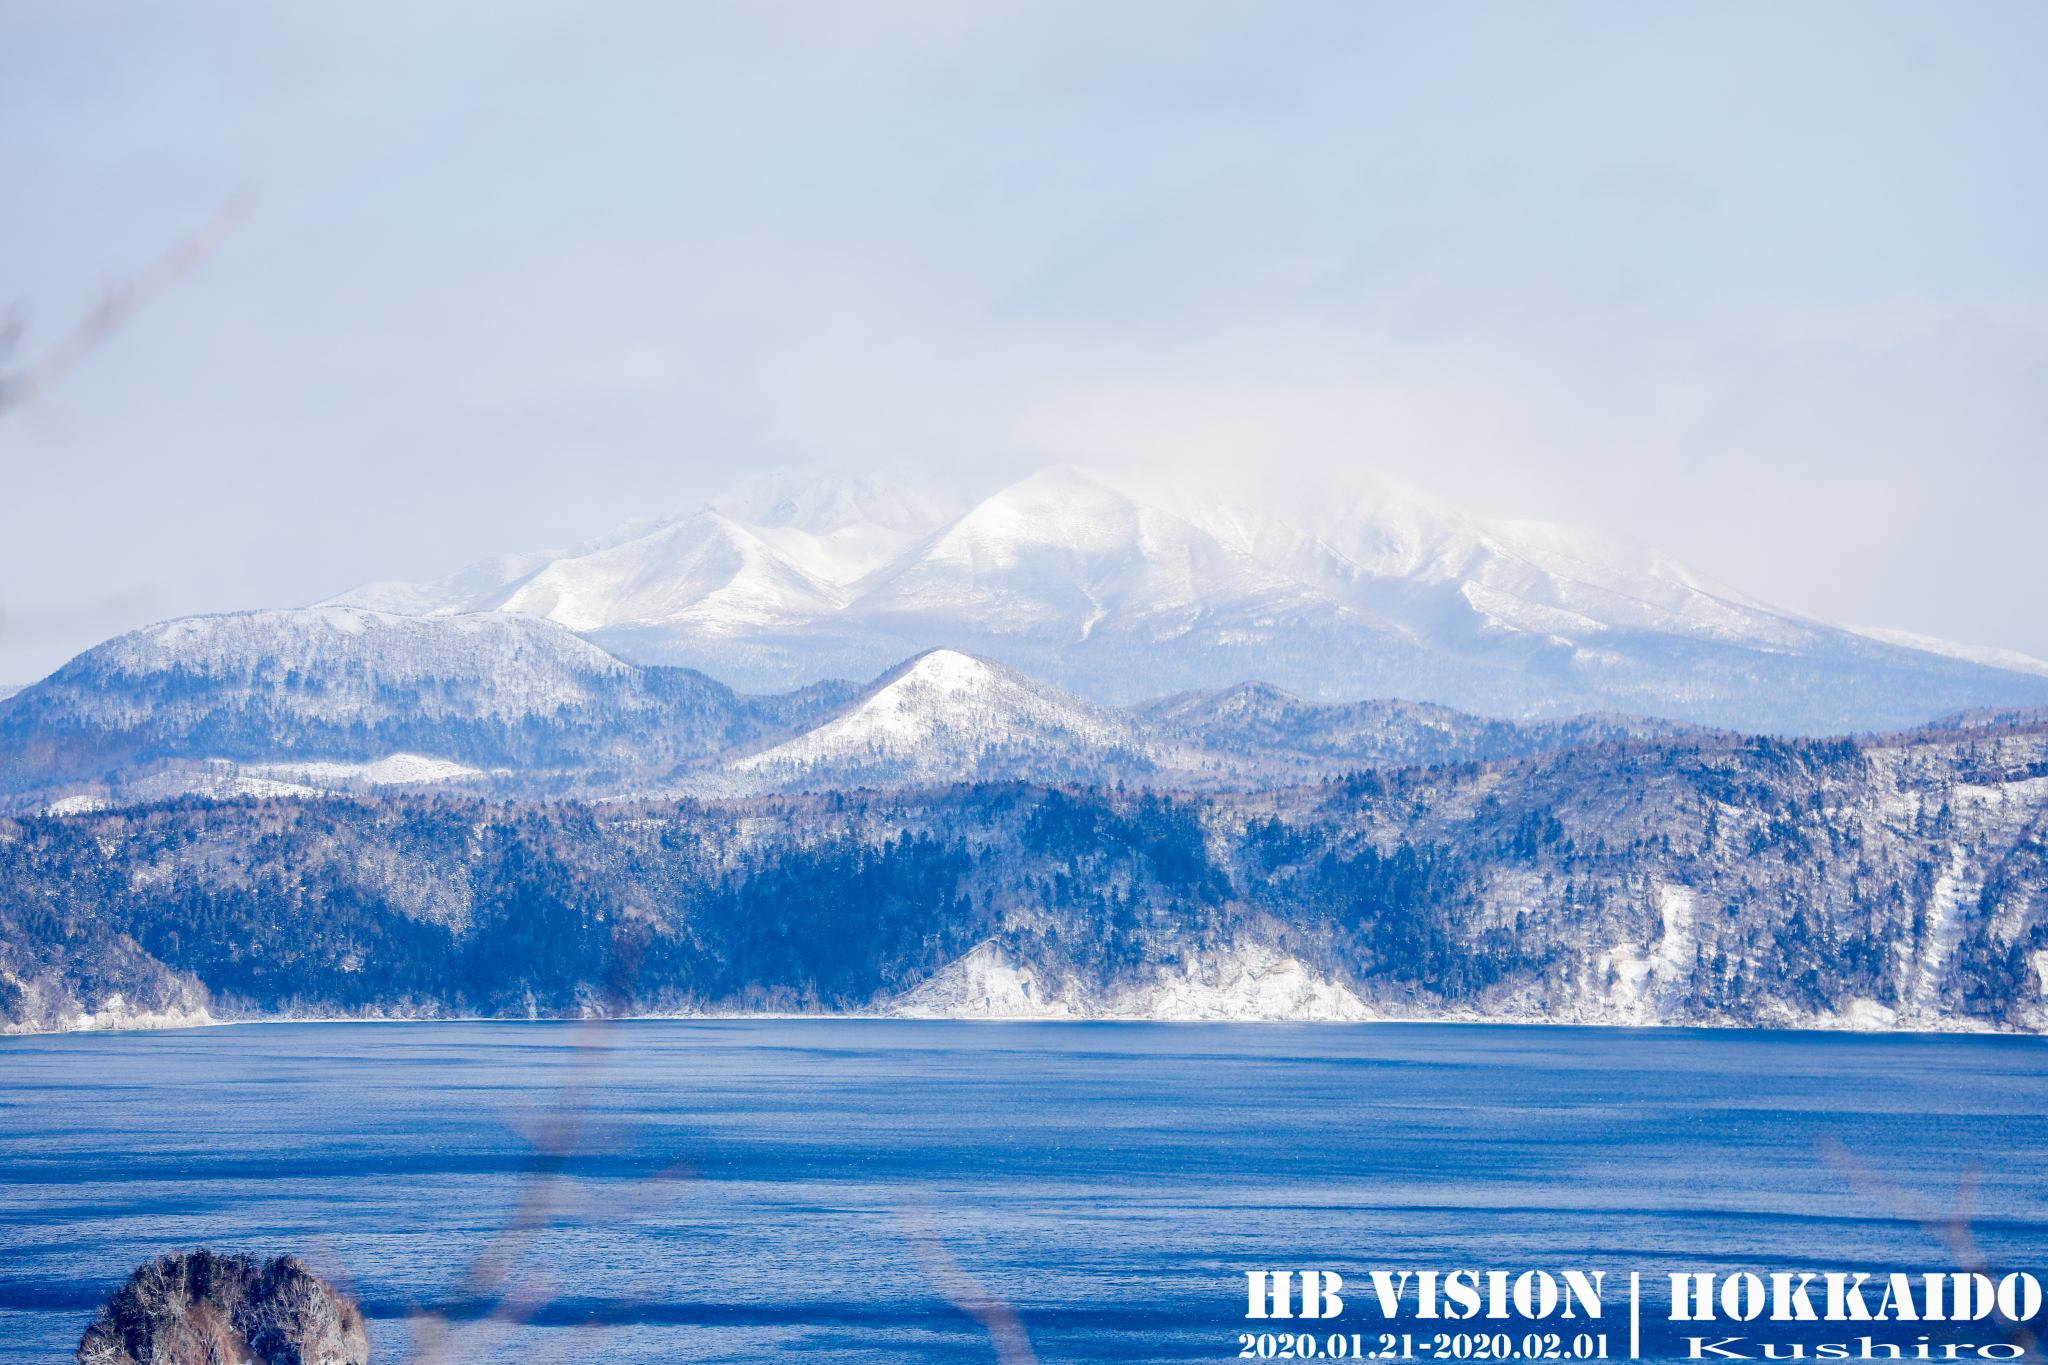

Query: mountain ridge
[0,607,861,801]
[315,464,2048,732]
[0,609,1715,810]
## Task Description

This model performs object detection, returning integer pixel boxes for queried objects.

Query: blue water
[1,1022,2043,1363]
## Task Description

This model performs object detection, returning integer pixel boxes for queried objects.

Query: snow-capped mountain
[328,469,952,690]
[834,467,1431,700]
[490,468,955,636]
[1139,470,1820,651]
[711,648,1159,791]
[297,462,2048,733]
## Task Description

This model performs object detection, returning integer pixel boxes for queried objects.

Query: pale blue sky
[3,1,2044,680]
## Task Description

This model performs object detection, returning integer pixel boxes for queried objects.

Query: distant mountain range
[319,465,2048,733]
[5,570,2045,1037]
[4,465,2045,814]
[0,608,1714,811]
[10,469,2046,1039]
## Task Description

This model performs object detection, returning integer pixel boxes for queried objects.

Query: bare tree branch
[0,195,249,418]
[1821,1137,2040,1360]
[397,1015,696,1365]
[897,1201,1040,1365]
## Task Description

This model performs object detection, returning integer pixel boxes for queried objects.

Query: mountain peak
[706,466,959,538]
[724,646,1153,787]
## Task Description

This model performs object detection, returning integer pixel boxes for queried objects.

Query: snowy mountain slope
[828,466,1467,705]
[494,514,850,632]
[315,463,2048,732]
[1114,467,2048,727]
[318,466,1427,696]
[704,466,962,588]
[847,467,1311,638]
[1134,470,1829,652]
[712,648,1159,791]
[1161,470,2045,701]
[1841,624,2048,679]
[320,469,958,623]
[665,649,1738,796]
[327,551,556,618]
[26,607,634,728]
[319,470,949,690]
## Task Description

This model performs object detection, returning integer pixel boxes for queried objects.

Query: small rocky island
[76,1250,368,1365]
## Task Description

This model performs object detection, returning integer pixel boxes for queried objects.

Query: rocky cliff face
[76,1251,367,1365]
[3,715,2044,1033]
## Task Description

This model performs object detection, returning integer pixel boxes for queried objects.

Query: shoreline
[3,1008,2036,1040]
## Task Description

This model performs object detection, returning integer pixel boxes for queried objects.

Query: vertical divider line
[1630,1272,1640,1359]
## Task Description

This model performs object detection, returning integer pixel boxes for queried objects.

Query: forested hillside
[3,715,2044,1033]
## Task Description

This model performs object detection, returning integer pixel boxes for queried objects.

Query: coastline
[5,1003,2032,1039]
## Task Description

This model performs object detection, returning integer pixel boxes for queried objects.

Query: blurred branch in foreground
[398,1014,694,1365]
[0,196,249,419]
[1821,1137,2040,1361]
[897,1202,1040,1365]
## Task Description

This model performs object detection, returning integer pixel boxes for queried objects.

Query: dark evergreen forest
[3,722,2046,1032]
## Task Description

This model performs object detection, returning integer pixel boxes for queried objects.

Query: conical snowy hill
[711,648,1160,791]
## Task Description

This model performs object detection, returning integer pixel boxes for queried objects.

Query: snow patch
[44,795,111,816]
[887,940,1374,1022]
[1911,842,1976,1017]
[1654,883,1695,965]
[1841,624,2048,678]
[56,755,488,808]
[243,754,484,787]
[1839,998,1900,1030]
[1115,943,1375,1021]
[888,942,1070,1018]
[0,993,220,1036]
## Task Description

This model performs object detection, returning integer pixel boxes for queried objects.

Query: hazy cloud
[1,0,2043,683]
